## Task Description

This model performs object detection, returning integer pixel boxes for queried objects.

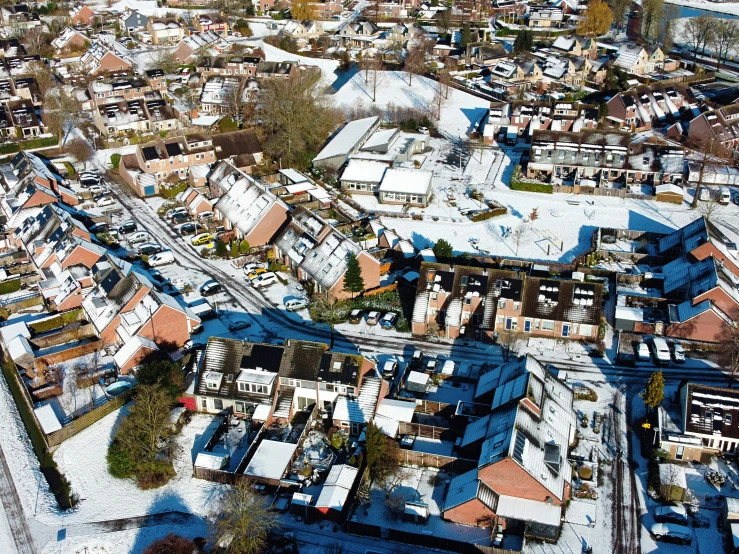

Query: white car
[89,184,108,195]
[96,196,115,207]
[127,231,150,245]
[417,127,429,135]
[166,206,187,220]
[252,272,278,288]
[636,342,650,362]
[284,298,308,311]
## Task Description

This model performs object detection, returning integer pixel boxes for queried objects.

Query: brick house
[79,42,132,75]
[88,73,166,108]
[687,105,739,151]
[192,338,382,432]
[208,160,289,247]
[92,93,177,137]
[199,55,261,79]
[551,35,598,60]
[256,61,298,79]
[443,355,574,541]
[193,13,229,35]
[411,263,603,341]
[172,31,222,63]
[273,206,381,300]
[146,18,185,45]
[607,85,689,132]
[655,218,739,342]
[81,255,200,373]
[526,130,684,188]
[50,27,89,53]
[69,4,95,25]
[119,135,216,197]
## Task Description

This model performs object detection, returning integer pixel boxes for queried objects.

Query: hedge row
[0,278,21,294]
[470,207,508,222]
[510,165,553,194]
[0,136,59,154]
[29,308,83,334]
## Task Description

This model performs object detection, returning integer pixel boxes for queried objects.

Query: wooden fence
[551,185,657,201]
[345,520,520,554]
[398,449,478,473]
[399,421,459,442]
[414,399,452,416]
[47,390,132,449]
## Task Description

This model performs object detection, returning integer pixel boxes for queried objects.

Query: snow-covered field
[664,0,739,16]
[332,71,489,139]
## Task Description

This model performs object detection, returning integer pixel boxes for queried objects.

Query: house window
[581,324,593,336]
[237,382,247,392]
[676,445,684,460]
[350,422,362,435]
[727,414,733,424]
[200,399,207,409]
[513,302,519,311]
[498,299,506,309]
[542,320,554,331]
[461,276,468,286]
[235,401,245,413]
[464,297,472,305]
[214,398,223,410]
[430,293,438,301]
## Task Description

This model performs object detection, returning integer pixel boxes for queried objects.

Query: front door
[562,324,570,337]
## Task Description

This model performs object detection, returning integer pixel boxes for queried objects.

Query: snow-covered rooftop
[379,168,432,195]
[313,116,379,162]
[244,440,297,480]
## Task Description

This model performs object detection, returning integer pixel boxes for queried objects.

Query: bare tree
[711,19,739,72]
[360,56,385,102]
[716,308,739,387]
[210,480,277,554]
[436,9,452,38]
[43,87,79,151]
[65,138,94,167]
[23,27,47,55]
[688,137,731,208]
[498,328,521,362]
[432,78,447,122]
[658,4,681,52]
[404,39,428,86]
[641,0,664,42]
[512,223,529,256]
[684,15,715,66]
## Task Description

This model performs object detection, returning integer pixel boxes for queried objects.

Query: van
[409,349,423,369]
[650,522,691,545]
[382,360,398,379]
[650,337,671,365]
[147,250,174,267]
[138,243,162,256]
[720,187,731,205]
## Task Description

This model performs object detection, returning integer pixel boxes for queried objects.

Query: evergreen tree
[459,24,471,49]
[343,253,365,298]
[433,238,453,259]
[641,370,665,412]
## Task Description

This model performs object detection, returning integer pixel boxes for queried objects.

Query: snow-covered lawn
[354,466,491,544]
[53,410,226,526]
[381,186,739,263]
[331,71,490,138]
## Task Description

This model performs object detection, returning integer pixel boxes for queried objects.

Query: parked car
[654,505,688,526]
[418,127,429,134]
[147,250,174,267]
[166,206,187,220]
[197,211,215,222]
[670,342,686,363]
[138,243,162,256]
[636,342,650,362]
[228,319,251,332]
[127,231,150,245]
[171,212,189,224]
[650,337,671,365]
[380,312,397,329]
[191,233,214,246]
[284,298,309,311]
[179,222,203,236]
[649,522,691,545]
[409,349,423,369]
[247,268,267,281]
[200,280,222,297]
[349,309,364,324]
[382,359,398,379]
[243,262,266,275]
[424,358,439,374]
[252,272,277,288]
[184,339,207,352]
[96,195,115,207]
[89,184,108,195]
[118,220,137,234]
[366,311,381,325]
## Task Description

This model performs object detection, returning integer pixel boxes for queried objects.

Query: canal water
[674,4,738,19]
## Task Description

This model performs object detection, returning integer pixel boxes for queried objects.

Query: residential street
[0,444,35,554]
